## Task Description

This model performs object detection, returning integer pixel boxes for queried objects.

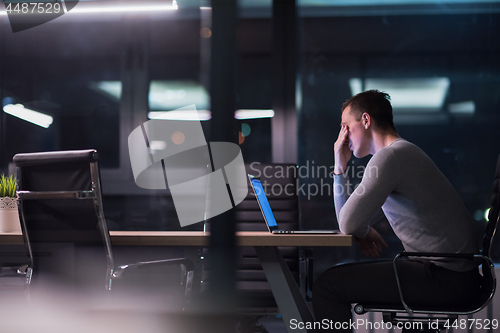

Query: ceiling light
[448,101,475,115]
[234,109,275,120]
[70,5,177,14]
[89,81,122,101]
[149,80,209,111]
[67,1,177,14]
[148,110,211,121]
[349,77,450,111]
[3,104,53,128]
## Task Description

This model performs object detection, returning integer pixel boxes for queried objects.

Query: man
[313,90,480,332]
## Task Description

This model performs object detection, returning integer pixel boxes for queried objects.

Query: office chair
[353,154,500,332]
[13,149,194,305]
[234,163,302,332]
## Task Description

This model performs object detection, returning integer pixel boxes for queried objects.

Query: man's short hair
[342,90,396,132]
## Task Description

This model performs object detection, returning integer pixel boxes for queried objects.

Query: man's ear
[362,113,371,129]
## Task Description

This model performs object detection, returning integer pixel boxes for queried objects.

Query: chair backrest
[484,154,500,258]
[447,154,500,313]
[13,150,114,291]
[473,154,500,311]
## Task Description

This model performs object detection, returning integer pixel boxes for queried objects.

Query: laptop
[248,174,339,234]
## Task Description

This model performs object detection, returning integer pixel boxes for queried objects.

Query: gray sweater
[334,139,479,271]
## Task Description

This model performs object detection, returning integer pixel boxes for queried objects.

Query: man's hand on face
[334,125,352,175]
[357,227,388,258]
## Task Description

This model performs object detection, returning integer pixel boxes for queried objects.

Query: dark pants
[313,259,481,332]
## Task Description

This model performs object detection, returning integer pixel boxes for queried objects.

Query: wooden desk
[0,231,352,333]
[0,231,352,247]
[110,231,352,247]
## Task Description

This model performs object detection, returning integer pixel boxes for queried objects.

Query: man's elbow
[339,223,358,236]
[338,211,355,235]
[339,219,368,237]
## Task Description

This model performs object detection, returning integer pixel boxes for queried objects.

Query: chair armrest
[17,265,32,285]
[17,265,29,275]
[299,247,314,299]
[112,258,194,278]
[112,258,195,305]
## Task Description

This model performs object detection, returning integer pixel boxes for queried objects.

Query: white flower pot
[0,197,21,233]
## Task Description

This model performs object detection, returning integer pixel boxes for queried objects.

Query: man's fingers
[338,126,348,141]
[337,126,346,140]
[374,232,388,248]
[357,228,387,258]
[360,242,382,258]
[368,247,379,258]
[362,248,377,258]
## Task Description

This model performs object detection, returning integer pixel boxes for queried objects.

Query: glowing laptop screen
[250,178,278,228]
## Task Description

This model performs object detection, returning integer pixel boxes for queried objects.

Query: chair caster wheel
[354,304,364,314]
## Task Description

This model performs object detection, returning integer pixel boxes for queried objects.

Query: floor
[258,315,288,333]
[0,266,291,333]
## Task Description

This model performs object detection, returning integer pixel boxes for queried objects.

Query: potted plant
[0,174,21,232]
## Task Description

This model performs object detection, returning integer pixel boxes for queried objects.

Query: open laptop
[248,174,339,234]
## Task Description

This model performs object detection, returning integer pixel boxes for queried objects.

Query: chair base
[237,316,270,333]
[378,311,455,333]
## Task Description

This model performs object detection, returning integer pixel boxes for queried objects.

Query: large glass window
[0,21,122,169]
[3,1,497,240]
[236,17,273,163]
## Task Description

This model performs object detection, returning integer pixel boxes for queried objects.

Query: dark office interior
[0,0,499,332]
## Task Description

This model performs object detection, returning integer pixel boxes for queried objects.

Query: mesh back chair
[13,150,194,303]
[234,163,301,331]
[354,154,500,331]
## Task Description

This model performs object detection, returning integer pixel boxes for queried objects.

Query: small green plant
[0,174,16,198]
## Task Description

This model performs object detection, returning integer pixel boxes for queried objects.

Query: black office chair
[354,154,500,332]
[13,149,194,305]
[234,163,302,332]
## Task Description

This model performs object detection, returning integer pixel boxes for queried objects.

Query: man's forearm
[333,173,350,223]
[333,165,346,176]
[334,173,372,238]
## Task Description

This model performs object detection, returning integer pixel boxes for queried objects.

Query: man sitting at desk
[313,90,480,332]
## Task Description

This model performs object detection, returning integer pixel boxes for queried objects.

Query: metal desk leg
[255,246,315,333]
[181,247,204,296]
